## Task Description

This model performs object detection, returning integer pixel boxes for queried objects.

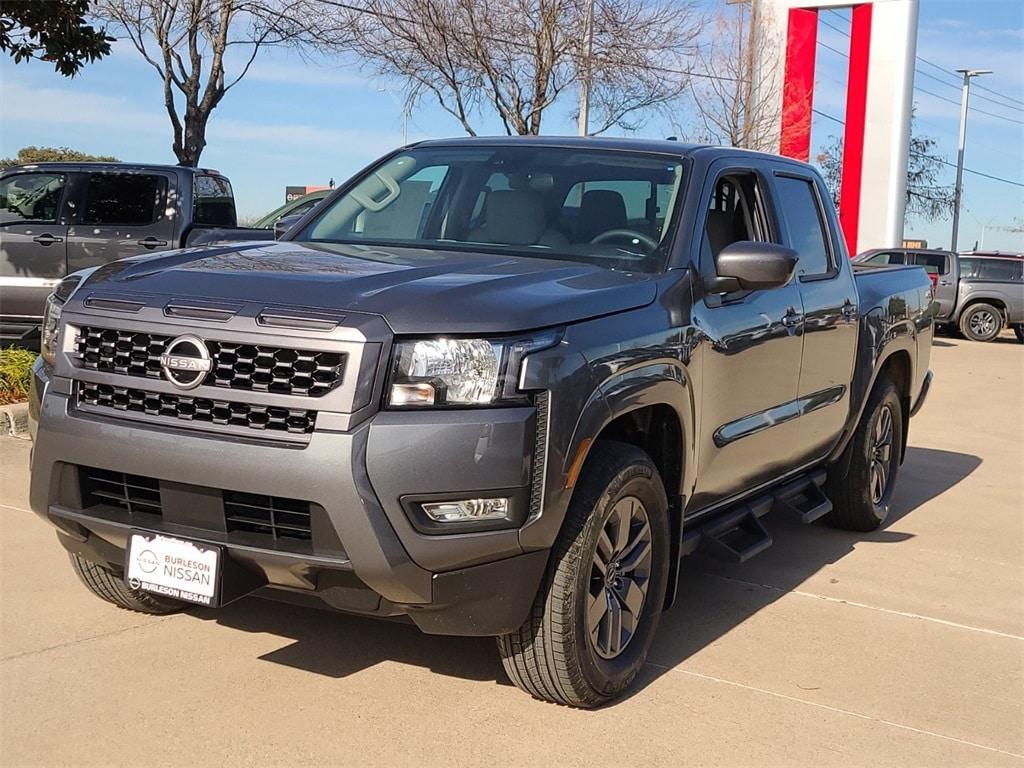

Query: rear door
[0,171,71,320]
[66,171,175,272]
[772,170,858,463]
[912,251,955,319]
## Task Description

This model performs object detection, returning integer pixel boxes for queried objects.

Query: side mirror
[273,214,303,240]
[710,241,798,292]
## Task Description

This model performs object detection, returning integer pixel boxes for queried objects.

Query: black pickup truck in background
[28,138,934,707]
[0,163,240,342]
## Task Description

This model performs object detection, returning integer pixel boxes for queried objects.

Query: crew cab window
[193,174,237,227]
[700,173,768,264]
[864,251,905,265]
[82,173,167,225]
[775,175,833,277]
[0,173,66,224]
[912,252,949,276]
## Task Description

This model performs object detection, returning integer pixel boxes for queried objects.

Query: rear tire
[497,441,670,707]
[827,379,904,532]
[959,303,1004,342]
[69,553,184,615]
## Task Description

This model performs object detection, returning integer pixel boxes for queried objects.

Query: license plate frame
[125,531,222,607]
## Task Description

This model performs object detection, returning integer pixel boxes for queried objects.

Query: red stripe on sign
[780,8,818,161]
[839,3,872,256]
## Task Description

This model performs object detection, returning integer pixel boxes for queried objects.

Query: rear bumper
[28,366,549,636]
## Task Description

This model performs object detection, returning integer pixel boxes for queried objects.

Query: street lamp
[950,68,992,253]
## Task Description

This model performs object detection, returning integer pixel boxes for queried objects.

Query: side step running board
[695,504,773,563]
[771,469,833,524]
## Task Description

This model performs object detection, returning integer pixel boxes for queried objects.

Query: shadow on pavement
[196,446,980,695]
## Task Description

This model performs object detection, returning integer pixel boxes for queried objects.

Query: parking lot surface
[1,335,1022,767]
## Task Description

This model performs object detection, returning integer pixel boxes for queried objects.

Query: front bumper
[28,365,549,636]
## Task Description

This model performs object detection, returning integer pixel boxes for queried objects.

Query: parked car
[856,248,1023,342]
[182,193,332,247]
[253,190,331,229]
[0,163,236,343]
[28,137,933,707]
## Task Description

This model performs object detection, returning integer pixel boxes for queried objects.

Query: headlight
[40,273,88,367]
[40,293,63,366]
[388,331,560,408]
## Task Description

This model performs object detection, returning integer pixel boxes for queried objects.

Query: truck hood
[80,241,658,334]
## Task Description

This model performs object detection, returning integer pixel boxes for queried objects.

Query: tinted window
[775,175,832,276]
[865,251,905,265]
[0,173,66,224]
[82,173,166,225]
[913,252,949,275]
[193,174,236,227]
[959,258,980,278]
[977,259,1023,281]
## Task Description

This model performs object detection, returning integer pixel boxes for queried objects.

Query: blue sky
[1,0,1021,251]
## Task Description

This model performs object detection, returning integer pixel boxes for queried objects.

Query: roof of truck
[1,162,225,175]
[411,135,711,155]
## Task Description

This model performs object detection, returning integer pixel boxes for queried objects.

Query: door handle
[781,307,803,328]
[138,237,168,249]
[938,280,953,286]
[32,234,63,246]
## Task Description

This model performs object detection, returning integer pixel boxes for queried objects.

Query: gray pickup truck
[856,247,1024,342]
[0,163,237,343]
[28,138,933,707]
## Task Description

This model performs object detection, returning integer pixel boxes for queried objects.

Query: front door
[0,171,70,321]
[66,171,176,272]
[689,165,804,510]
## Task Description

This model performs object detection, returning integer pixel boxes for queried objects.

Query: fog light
[421,498,510,522]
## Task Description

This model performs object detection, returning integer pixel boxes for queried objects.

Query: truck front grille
[80,466,162,517]
[74,327,345,397]
[224,491,313,541]
[77,382,317,434]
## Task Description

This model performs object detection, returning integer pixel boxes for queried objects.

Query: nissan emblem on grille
[159,335,212,390]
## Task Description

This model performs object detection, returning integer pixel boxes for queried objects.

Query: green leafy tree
[0,0,112,76]
[0,146,119,170]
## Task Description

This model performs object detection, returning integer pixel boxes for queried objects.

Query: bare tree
[95,0,323,166]
[815,113,955,224]
[321,0,700,137]
[688,1,782,151]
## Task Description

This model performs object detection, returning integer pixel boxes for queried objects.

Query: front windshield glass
[294,145,686,273]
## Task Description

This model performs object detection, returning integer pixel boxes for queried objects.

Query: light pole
[950,68,992,252]
[578,0,595,137]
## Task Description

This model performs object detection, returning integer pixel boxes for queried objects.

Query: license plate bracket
[126,532,222,607]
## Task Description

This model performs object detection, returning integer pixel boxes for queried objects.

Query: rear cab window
[193,174,237,227]
[911,252,950,276]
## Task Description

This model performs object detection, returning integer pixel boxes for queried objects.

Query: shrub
[0,347,37,405]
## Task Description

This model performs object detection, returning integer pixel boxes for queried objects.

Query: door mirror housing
[273,214,303,240]
[709,241,798,293]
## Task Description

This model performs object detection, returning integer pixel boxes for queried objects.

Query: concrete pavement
[1,335,1022,767]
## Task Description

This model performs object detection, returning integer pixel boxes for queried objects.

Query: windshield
[293,145,686,272]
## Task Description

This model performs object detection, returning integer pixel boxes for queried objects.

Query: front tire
[959,303,1004,342]
[497,441,670,707]
[69,553,184,614]
[827,379,904,531]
